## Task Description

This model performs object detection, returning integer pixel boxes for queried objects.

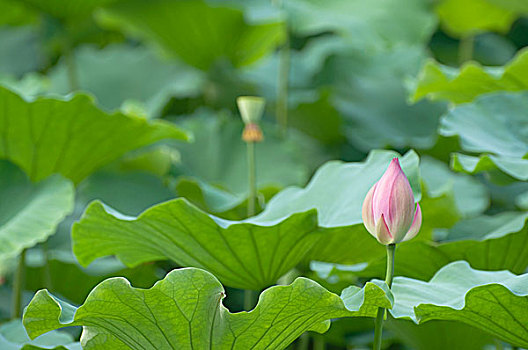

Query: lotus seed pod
[237,96,265,125]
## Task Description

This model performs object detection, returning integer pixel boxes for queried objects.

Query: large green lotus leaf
[0,26,43,77]
[0,86,188,183]
[255,150,420,264]
[288,89,346,147]
[386,319,494,350]
[420,156,488,218]
[47,44,205,118]
[256,149,421,226]
[436,0,528,37]
[15,0,118,20]
[0,161,74,263]
[174,177,280,220]
[323,46,447,151]
[0,0,38,26]
[0,320,80,350]
[97,0,285,71]
[313,211,528,281]
[411,49,528,104]
[72,198,322,290]
[23,267,392,349]
[173,113,311,197]
[439,92,528,180]
[285,0,436,49]
[107,145,179,177]
[446,211,527,240]
[390,261,528,347]
[48,168,177,254]
[451,153,528,182]
[25,251,161,305]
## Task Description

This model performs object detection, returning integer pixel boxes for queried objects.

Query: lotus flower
[362,158,422,245]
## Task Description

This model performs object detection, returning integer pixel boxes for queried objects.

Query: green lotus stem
[277,33,290,135]
[458,35,474,65]
[12,249,26,319]
[244,289,256,311]
[244,140,257,311]
[246,140,257,217]
[274,0,290,135]
[62,35,79,91]
[313,334,325,350]
[297,333,309,350]
[42,241,53,290]
[373,243,395,350]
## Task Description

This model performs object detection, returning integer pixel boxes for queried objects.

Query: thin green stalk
[42,241,53,290]
[62,35,79,91]
[313,334,325,350]
[458,35,474,65]
[244,140,257,311]
[12,249,26,319]
[274,0,290,136]
[493,339,503,350]
[244,289,256,311]
[277,33,290,136]
[246,141,257,217]
[297,333,309,350]
[373,244,395,350]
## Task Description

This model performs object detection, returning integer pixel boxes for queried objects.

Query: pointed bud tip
[389,157,403,170]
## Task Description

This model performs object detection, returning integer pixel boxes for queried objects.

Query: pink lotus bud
[362,158,422,245]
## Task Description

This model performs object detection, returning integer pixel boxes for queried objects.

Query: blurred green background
[1,0,528,349]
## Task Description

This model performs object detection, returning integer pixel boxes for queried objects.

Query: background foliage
[0,0,527,349]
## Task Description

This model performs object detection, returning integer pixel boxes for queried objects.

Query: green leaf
[326,46,447,150]
[72,198,321,290]
[174,177,280,220]
[390,261,528,347]
[16,0,119,20]
[314,211,528,281]
[435,0,528,37]
[0,320,80,350]
[386,319,495,350]
[288,89,346,147]
[0,0,38,26]
[439,91,528,180]
[0,161,74,262]
[451,153,528,182]
[173,113,311,196]
[411,49,528,104]
[47,44,206,118]
[0,86,189,183]
[285,0,437,49]
[420,156,488,218]
[25,251,161,305]
[0,26,43,77]
[97,0,285,70]
[23,268,392,349]
[255,149,421,264]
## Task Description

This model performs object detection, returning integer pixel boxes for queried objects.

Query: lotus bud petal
[237,96,265,125]
[403,203,422,242]
[361,158,422,245]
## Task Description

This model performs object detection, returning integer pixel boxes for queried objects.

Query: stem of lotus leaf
[273,0,290,136]
[313,334,325,350]
[458,35,474,65]
[12,249,26,319]
[244,289,256,311]
[373,243,395,350]
[297,333,309,350]
[63,36,79,92]
[42,241,53,290]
